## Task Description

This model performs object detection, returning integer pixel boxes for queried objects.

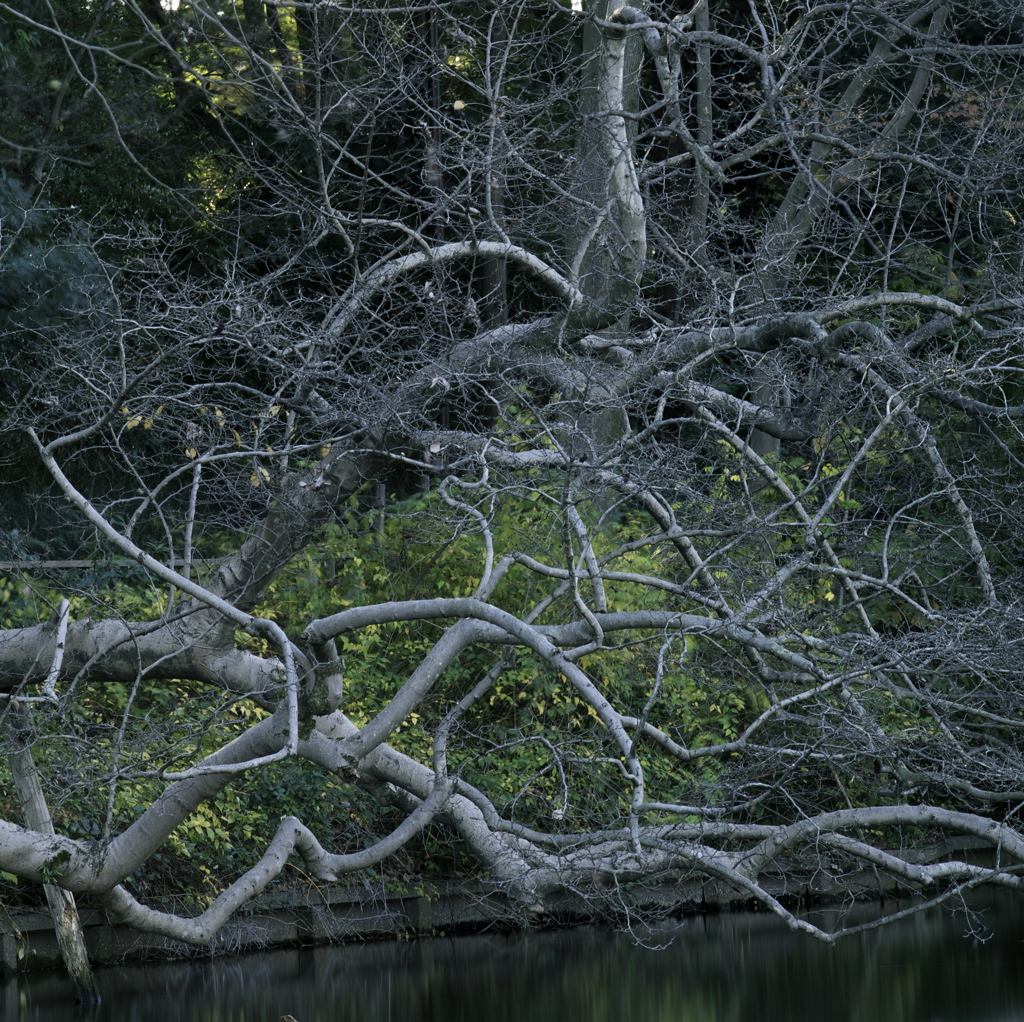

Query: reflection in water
[7,893,1024,1022]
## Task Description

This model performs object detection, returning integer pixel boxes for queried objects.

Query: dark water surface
[6,896,1024,1022]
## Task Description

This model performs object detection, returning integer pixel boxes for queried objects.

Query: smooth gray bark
[566,2,648,323]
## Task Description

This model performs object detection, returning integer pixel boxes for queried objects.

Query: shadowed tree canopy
[0,0,1023,968]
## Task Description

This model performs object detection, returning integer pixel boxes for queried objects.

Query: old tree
[2,0,1024,971]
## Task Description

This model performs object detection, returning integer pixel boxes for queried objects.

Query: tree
[1,0,1024,980]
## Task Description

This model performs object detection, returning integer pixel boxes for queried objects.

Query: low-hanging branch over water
[0,0,1023,990]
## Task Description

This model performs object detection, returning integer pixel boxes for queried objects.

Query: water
[5,895,1024,1021]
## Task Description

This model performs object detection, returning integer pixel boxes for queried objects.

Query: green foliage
[1,415,996,895]
[0,0,211,226]
[245,489,775,830]
[0,177,108,338]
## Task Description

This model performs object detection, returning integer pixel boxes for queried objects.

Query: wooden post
[2,704,99,1005]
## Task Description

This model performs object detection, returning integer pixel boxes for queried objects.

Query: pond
[6,893,1024,1022]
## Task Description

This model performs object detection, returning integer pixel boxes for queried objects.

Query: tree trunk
[479,3,509,330]
[566,1,648,326]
